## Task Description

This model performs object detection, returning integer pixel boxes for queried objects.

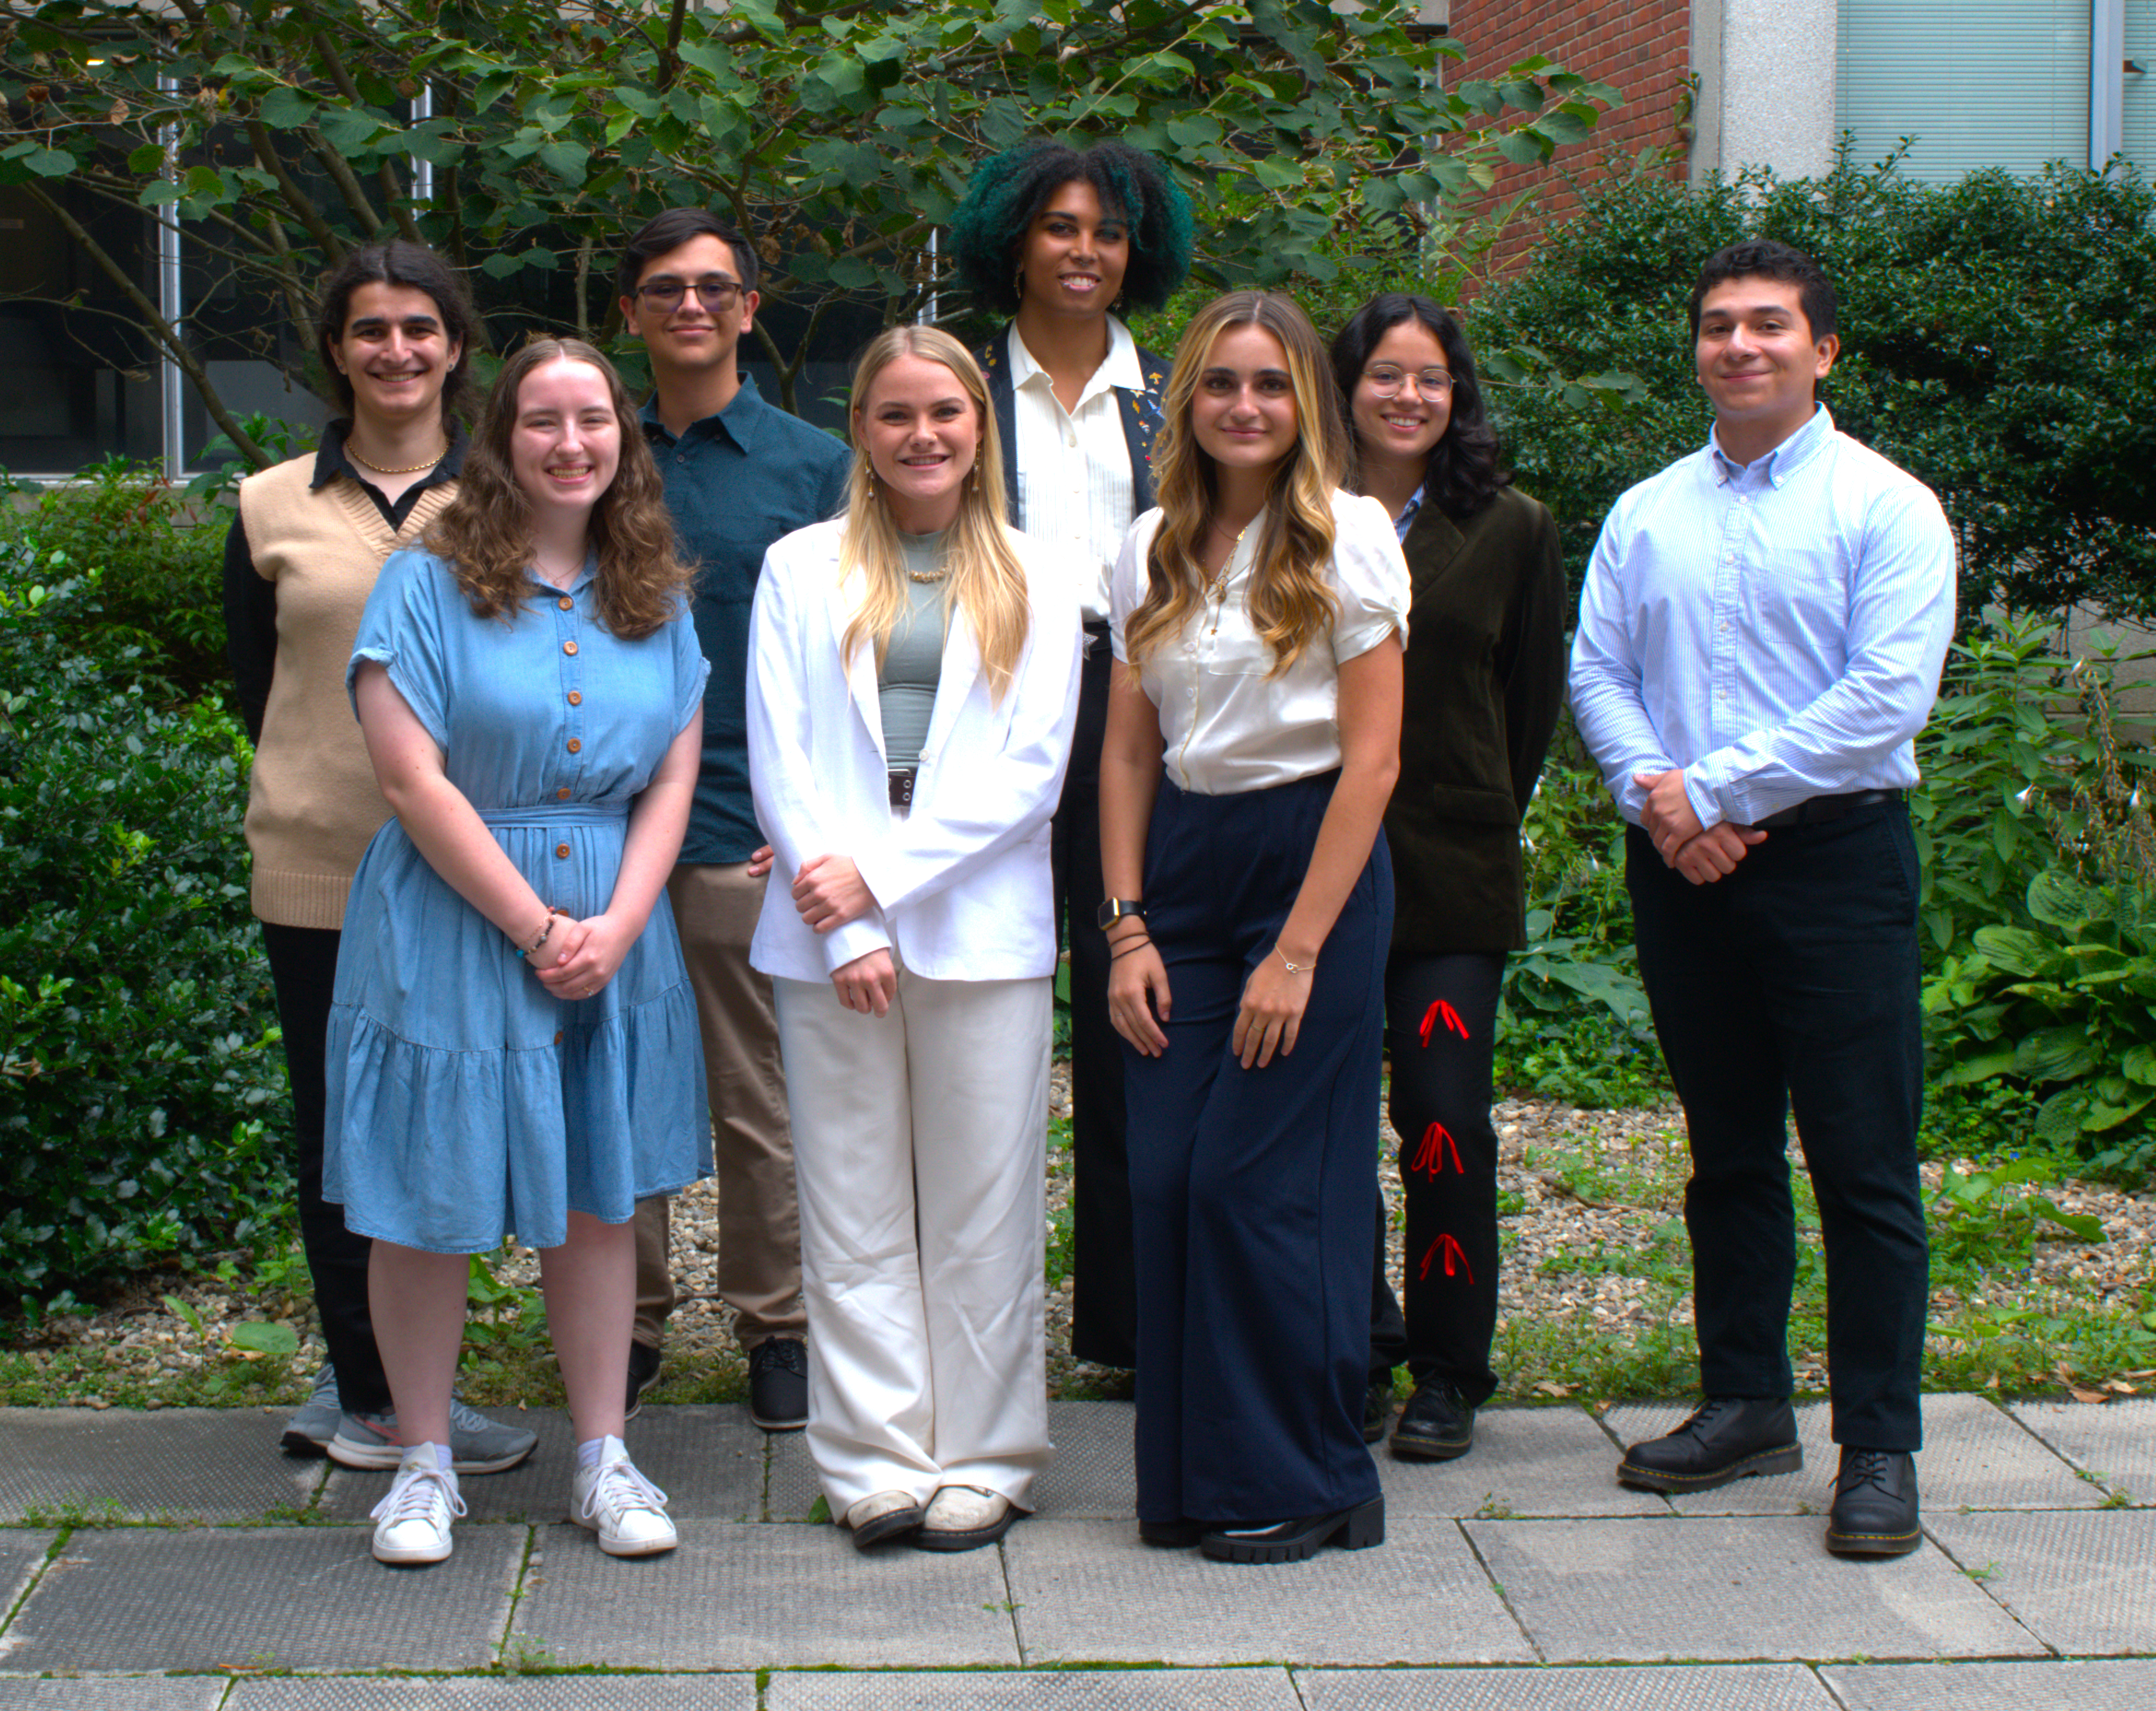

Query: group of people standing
[227,134,1954,1574]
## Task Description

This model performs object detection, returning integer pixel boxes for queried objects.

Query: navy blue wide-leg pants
[1123,770,1390,1526]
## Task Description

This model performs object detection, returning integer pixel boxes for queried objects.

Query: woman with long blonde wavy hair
[745,325,1082,1554]
[325,337,711,1568]
[1099,290,1410,1564]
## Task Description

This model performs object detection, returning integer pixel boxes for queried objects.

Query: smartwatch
[1097,898,1147,930]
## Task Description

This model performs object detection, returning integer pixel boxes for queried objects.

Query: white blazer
[746,517,1082,984]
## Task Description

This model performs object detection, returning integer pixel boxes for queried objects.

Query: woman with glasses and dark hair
[946,140,1193,1375]
[1100,290,1408,1564]
[223,239,537,1479]
[1328,292,1566,1465]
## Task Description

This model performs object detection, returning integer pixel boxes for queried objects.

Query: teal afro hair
[950,139,1194,317]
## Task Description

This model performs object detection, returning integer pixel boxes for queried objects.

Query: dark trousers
[1124,771,1389,1524]
[1052,628,1136,1368]
[260,922,391,1415]
[1369,950,1505,1404]
[1626,805,1927,1451]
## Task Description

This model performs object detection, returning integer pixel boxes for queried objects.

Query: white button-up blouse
[1109,489,1409,796]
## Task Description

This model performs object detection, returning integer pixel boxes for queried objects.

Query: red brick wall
[1446,2,1694,288]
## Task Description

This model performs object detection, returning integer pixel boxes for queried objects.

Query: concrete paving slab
[1924,1507,2156,1655]
[0,1530,57,1633]
[1004,1518,1533,1667]
[0,1684,226,1711]
[227,1678,758,1708]
[1297,1662,1837,1709]
[0,1409,323,1525]
[1376,1405,1667,1519]
[1604,1396,2091,1515]
[1028,1401,1135,1520]
[1824,1658,2156,1709]
[509,1519,1016,1669]
[763,1427,822,1522]
[2006,1396,2156,1504]
[1464,1514,2043,1663]
[0,1527,522,1673]
[767,1667,1303,1710]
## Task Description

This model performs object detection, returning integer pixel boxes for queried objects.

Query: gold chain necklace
[347,439,448,476]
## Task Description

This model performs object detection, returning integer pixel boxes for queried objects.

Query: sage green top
[878,530,950,770]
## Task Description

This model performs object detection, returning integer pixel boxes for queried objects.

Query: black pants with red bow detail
[1368,950,1505,1407]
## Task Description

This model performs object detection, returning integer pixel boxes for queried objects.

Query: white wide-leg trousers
[774,965,1053,1516]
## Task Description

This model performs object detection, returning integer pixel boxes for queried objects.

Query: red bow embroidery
[1418,999,1469,1047]
[1419,1233,1474,1285]
[1410,1121,1463,1179]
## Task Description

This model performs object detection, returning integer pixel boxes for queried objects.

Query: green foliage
[1928,1153,2106,1269]
[1924,871,2156,1176]
[1473,153,2156,622]
[0,559,291,1306]
[1493,758,1666,1107]
[0,460,231,705]
[2,1,1614,444]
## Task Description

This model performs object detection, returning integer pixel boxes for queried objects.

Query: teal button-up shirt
[642,376,851,864]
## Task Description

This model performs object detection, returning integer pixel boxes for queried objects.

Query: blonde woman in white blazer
[747,326,1082,1555]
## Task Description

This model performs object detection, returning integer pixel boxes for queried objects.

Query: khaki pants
[632,862,805,1351]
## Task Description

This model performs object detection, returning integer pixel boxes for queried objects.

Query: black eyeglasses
[1362,365,1455,401]
[636,277,744,312]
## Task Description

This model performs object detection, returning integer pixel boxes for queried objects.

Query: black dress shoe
[1617,1396,1801,1492]
[748,1336,809,1432]
[1826,1448,1921,1557]
[1200,1495,1385,1564]
[624,1340,662,1421]
[1139,1517,1203,1548]
[1390,1378,1476,1461]
[1362,1379,1396,1444]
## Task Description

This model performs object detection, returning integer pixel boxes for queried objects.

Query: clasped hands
[529,912,636,1001]
[789,849,897,1017]
[1634,768,1765,884]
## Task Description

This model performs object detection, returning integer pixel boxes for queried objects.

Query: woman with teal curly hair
[951,139,1193,1376]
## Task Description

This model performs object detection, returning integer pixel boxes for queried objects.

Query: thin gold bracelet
[1274,946,1314,976]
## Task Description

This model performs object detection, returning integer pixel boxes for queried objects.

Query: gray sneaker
[328,1398,538,1475]
[280,1365,342,1456]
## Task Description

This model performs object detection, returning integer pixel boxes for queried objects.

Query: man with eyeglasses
[614,208,851,1434]
[1570,240,1954,1558]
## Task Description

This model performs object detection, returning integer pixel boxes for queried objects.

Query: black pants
[1369,950,1505,1404]
[1124,771,1389,1524]
[1052,627,1136,1368]
[261,922,391,1415]
[1626,806,1927,1451]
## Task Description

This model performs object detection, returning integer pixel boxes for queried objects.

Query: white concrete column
[1690,0,1839,182]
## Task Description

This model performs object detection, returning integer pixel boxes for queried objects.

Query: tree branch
[19,181,270,471]
[302,124,386,235]
[248,120,348,266]
[654,0,690,93]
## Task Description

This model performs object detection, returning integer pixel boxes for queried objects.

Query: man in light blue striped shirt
[1570,239,1955,1560]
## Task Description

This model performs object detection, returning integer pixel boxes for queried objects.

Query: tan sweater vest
[237,456,459,929]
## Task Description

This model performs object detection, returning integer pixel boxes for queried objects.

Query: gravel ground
[13,1066,2154,1406]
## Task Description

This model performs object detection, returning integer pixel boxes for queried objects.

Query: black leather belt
[888,767,917,808]
[1748,788,1899,831]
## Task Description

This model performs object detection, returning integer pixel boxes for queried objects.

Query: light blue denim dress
[323,548,712,1254]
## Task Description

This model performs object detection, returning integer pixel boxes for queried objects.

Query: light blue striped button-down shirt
[1569,406,1956,830]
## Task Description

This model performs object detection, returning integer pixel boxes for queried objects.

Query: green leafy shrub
[1924,871,2156,1176]
[0,555,291,1307]
[1473,153,2156,623]
[0,458,231,705]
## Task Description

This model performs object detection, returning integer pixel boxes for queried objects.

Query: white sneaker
[572,1438,676,1557]
[369,1445,464,1565]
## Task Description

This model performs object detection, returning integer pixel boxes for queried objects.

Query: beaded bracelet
[515,906,566,959]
